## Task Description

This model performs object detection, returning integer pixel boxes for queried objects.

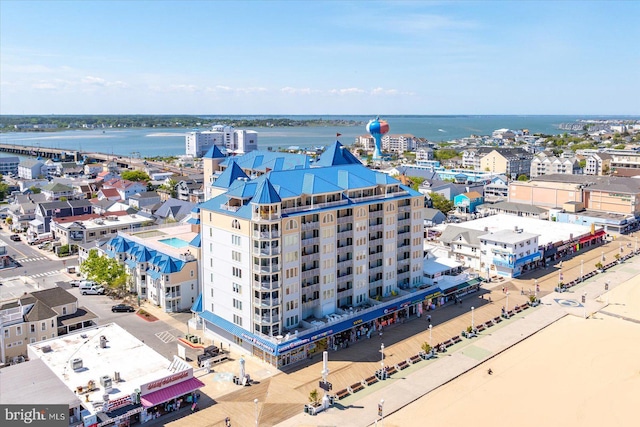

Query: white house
[18,159,44,179]
[478,228,541,278]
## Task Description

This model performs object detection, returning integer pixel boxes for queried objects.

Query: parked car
[81,286,105,295]
[38,242,51,249]
[111,304,135,313]
[10,234,20,241]
[69,280,81,287]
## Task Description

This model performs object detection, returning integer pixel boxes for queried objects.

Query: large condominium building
[196,142,425,367]
[530,153,580,178]
[185,125,258,157]
[480,148,533,178]
[356,134,417,153]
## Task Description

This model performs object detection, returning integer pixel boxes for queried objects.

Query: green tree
[121,170,151,182]
[578,159,587,168]
[430,192,454,215]
[80,249,126,290]
[407,176,424,191]
[517,174,528,181]
[29,186,41,194]
[158,179,178,198]
[433,149,459,162]
[0,182,9,200]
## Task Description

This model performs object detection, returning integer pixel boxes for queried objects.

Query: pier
[0,143,132,167]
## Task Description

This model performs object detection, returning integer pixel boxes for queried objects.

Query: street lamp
[580,259,584,282]
[534,279,538,299]
[471,306,475,331]
[505,292,510,317]
[380,343,385,371]
[379,398,385,427]
[428,324,433,349]
[254,398,259,427]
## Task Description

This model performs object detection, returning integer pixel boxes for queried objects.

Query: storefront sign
[383,307,398,314]
[311,330,333,341]
[107,395,132,412]
[353,319,363,326]
[241,334,275,352]
[140,369,192,395]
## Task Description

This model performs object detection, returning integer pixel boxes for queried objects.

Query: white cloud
[280,87,320,95]
[329,87,366,95]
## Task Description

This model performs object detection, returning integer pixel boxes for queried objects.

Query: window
[30,324,35,333]
[233,283,242,294]
[285,220,298,230]
[232,219,241,230]
[233,299,242,310]
[232,235,241,246]
[4,329,9,338]
[190,270,194,277]
[232,267,242,278]
[41,322,46,331]
[191,283,194,290]
[232,251,242,262]
[62,307,67,315]
[233,314,242,327]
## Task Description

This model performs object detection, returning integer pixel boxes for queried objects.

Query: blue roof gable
[253,179,281,204]
[212,162,248,189]
[314,141,361,167]
[301,173,344,195]
[203,145,225,159]
[189,234,201,248]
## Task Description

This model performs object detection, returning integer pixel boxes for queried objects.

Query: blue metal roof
[314,141,362,167]
[203,145,226,159]
[212,162,249,189]
[219,150,310,172]
[189,234,201,248]
[191,294,203,313]
[199,310,277,353]
[104,236,187,274]
[253,179,281,204]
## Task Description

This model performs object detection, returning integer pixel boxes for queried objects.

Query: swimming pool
[159,237,189,248]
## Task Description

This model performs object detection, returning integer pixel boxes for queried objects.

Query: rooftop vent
[42,345,52,353]
[70,358,83,371]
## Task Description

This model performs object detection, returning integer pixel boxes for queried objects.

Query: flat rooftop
[126,224,197,258]
[28,323,174,415]
[446,214,595,246]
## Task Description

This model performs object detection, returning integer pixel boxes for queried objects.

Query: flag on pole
[336,133,342,137]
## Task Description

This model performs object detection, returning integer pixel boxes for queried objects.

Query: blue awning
[191,294,202,313]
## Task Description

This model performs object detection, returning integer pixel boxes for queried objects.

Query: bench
[385,365,398,376]
[484,320,494,328]
[493,316,502,324]
[364,375,378,386]
[507,310,515,317]
[520,303,529,311]
[451,335,462,344]
[514,305,523,313]
[476,324,486,332]
[335,389,350,400]
[348,382,364,394]
[409,355,421,364]
[397,361,409,370]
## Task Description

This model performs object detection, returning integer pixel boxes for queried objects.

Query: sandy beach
[385,274,640,427]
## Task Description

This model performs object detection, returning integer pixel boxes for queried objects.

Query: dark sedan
[111,304,135,313]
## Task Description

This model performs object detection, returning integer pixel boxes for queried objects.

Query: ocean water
[1,115,636,159]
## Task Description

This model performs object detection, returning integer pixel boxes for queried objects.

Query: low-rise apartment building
[51,211,154,245]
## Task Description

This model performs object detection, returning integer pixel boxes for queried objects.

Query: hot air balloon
[366,116,389,161]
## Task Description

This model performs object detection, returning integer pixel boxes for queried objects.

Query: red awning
[140,377,205,407]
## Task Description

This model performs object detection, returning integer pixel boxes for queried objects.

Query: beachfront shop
[198,281,480,368]
[138,369,205,424]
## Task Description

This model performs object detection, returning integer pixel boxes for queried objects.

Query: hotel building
[196,142,426,367]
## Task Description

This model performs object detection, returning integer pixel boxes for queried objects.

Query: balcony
[253,246,280,256]
[165,291,181,299]
[220,203,240,212]
[281,199,349,215]
[368,223,384,232]
[301,235,319,245]
[253,280,280,291]
[254,297,280,307]
[301,268,319,280]
[259,314,280,324]
[252,230,280,239]
[255,264,281,274]
[301,221,318,231]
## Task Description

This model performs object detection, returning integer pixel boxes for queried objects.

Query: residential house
[175,177,203,202]
[83,163,104,178]
[438,225,486,270]
[30,199,93,236]
[423,208,446,227]
[101,178,147,201]
[483,175,509,203]
[584,153,612,176]
[54,162,83,178]
[96,187,121,202]
[128,191,161,210]
[454,191,484,214]
[153,199,196,224]
[72,182,98,199]
[95,169,119,183]
[17,159,44,180]
[7,194,43,232]
[415,147,434,161]
[40,182,75,201]
[0,287,97,364]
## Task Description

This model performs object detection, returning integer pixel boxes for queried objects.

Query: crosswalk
[2,270,62,281]
[155,331,177,344]
[16,256,50,263]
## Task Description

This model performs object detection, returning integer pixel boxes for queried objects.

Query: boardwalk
[157,235,638,427]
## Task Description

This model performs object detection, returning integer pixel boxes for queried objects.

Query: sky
[1,1,639,116]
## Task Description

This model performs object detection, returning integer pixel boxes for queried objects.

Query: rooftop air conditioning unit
[42,345,52,353]
[100,375,113,391]
[70,358,83,371]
